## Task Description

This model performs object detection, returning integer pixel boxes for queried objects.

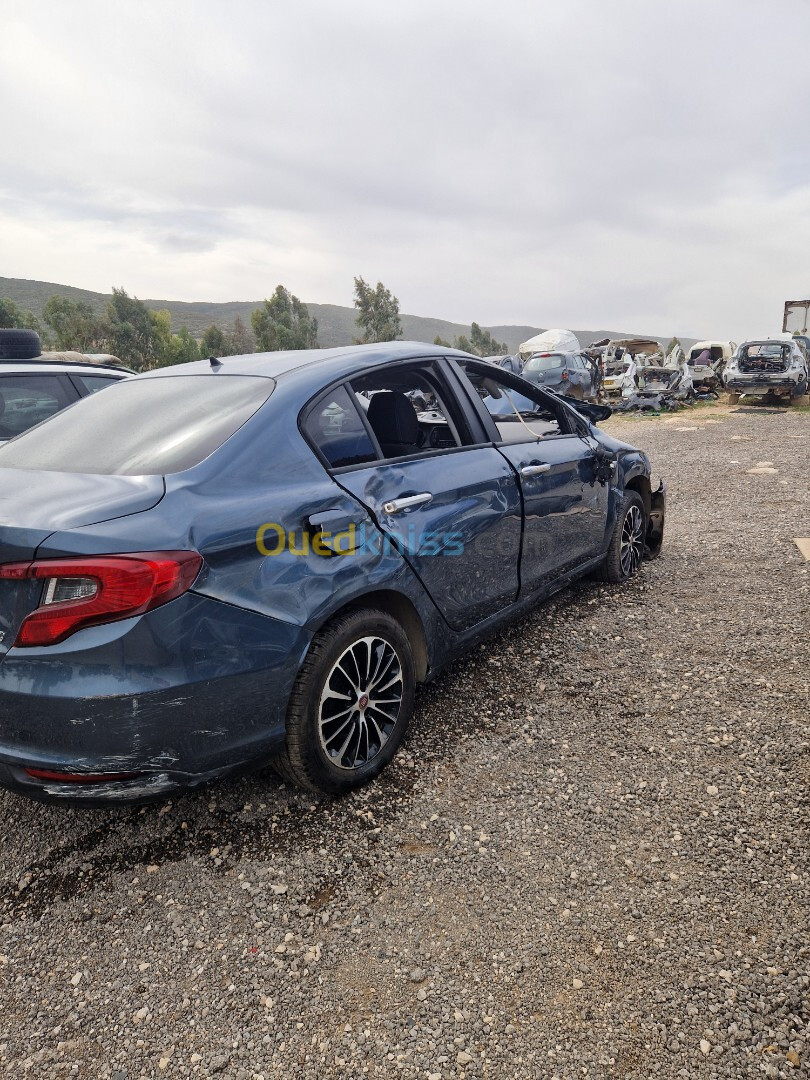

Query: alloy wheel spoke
[368,652,398,692]
[318,635,403,771]
[370,670,402,695]
[331,720,359,763]
[323,710,358,749]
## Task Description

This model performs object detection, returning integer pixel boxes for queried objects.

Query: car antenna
[208,356,223,369]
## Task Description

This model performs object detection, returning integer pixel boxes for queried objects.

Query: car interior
[0,379,69,440]
[303,360,578,472]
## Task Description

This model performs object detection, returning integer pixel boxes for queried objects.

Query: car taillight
[560,370,569,381]
[0,551,202,647]
[23,768,142,784]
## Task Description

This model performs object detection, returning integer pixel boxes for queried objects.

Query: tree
[353,276,402,343]
[665,336,682,355]
[224,315,255,356]
[433,335,452,347]
[103,288,164,370]
[0,298,40,332]
[251,285,319,352]
[43,296,104,351]
[200,324,226,357]
[454,322,507,356]
[156,325,202,368]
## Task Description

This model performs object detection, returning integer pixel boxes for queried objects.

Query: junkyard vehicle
[723,339,809,404]
[518,329,580,362]
[687,340,736,392]
[0,329,130,441]
[633,355,694,404]
[602,356,638,398]
[601,339,663,399]
[483,354,522,374]
[522,351,598,400]
[0,342,664,804]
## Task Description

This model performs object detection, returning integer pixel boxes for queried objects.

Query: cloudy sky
[3,0,810,340]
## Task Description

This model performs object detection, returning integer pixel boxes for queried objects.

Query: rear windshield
[523,354,565,372]
[0,374,274,475]
[739,343,790,361]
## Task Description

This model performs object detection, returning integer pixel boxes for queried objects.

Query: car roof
[738,339,792,347]
[0,360,131,376]
[138,341,473,384]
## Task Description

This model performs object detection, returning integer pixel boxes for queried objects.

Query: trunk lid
[0,471,165,657]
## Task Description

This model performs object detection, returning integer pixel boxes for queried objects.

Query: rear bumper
[0,592,309,804]
[725,373,802,394]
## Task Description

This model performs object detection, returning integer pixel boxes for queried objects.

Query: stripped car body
[601,339,663,399]
[723,339,809,403]
[0,342,665,804]
[687,340,736,392]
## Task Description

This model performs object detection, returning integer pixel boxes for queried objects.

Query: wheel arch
[310,589,430,682]
[624,471,665,559]
[623,472,651,517]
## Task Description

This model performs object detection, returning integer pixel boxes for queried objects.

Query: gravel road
[0,405,808,1079]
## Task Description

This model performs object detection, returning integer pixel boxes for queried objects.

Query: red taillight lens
[23,768,142,784]
[560,370,569,381]
[0,551,202,647]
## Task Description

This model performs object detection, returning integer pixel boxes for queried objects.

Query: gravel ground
[0,405,808,1079]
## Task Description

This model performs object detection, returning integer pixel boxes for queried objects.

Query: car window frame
[299,357,493,474]
[449,358,589,444]
[299,382,380,472]
[0,372,79,439]
[67,372,127,398]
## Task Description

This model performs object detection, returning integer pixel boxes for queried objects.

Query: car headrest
[367,391,419,445]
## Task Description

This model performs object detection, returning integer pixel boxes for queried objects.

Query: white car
[0,329,130,441]
[723,339,809,404]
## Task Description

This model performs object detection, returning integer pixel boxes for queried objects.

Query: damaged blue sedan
[0,342,665,803]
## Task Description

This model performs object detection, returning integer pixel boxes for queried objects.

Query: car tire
[273,608,415,795]
[598,491,646,584]
[0,328,41,360]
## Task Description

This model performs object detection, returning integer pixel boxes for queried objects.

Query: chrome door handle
[520,463,551,477]
[382,492,432,514]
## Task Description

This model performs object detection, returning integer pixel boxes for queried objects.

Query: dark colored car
[0,342,665,804]
[0,329,130,441]
[521,351,597,400]
[483,354,523,374]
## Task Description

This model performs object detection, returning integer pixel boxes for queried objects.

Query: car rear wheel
[599,491,646,584]
[274,608,415,794]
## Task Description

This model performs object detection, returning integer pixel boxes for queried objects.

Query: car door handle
[520,463,551,477]
[382,492,432,514]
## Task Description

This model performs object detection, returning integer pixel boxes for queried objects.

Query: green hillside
[0,276,692,353]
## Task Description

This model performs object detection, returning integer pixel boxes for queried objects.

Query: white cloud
[2,0,810,339]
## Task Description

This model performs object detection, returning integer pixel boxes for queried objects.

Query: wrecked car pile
[602,340,695,412]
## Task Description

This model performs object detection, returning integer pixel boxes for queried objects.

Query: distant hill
[0,276,696,354]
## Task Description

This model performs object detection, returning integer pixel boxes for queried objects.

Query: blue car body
[0,342,664,803]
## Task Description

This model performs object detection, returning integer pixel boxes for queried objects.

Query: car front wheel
[274,608,415,794]
[599,491,646,583]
